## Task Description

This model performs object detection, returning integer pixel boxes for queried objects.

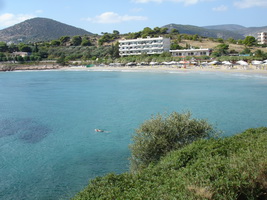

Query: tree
[227,37,236,44]
[170,28,179,34]
[0,42,8,52]
[60,36,70,45]
[81,37,92,46]
[192,34,199,41]
[217,38,224,43]
[212,43,229,57]
[56,55,67,66]
[240,47,251,55]
[160,27,168,34]
[110,42,120,59]
[51,40,61,46]
[254,49,265,58]
[71,36,82,46]
[142,27,154,37]
[243,36,256,46]
[129,111,216,172]
[18,43,32,52]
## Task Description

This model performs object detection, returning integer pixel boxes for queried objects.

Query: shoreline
[59,65,267,75]
[2,64,267,75]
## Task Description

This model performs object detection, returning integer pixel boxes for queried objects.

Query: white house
[119,36,171,56]
[170,48,212,57]
[257,32,267,45]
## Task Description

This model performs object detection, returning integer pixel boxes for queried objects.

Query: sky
[0,0,266,34]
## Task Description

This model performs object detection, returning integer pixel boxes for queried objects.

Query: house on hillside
[257,32,267,45]
[12,52,30,57]
[119,36,170,56]
[170,48,212,57]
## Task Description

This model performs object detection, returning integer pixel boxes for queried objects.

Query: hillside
[73,127,267,199]
[203,24,267,38]
[162,24,245,39]
[0,17,92,43]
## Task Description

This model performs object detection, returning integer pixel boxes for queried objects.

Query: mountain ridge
[0,17,266,43]
[202,24,267,38]
[162,23,245,39]
[0,17,92,43]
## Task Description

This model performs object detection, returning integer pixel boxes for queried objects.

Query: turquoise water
[1,70,267,200]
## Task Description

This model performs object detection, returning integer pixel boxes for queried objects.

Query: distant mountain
[0,17,92,43]
[203,24,267,38]
[162,24,245,40]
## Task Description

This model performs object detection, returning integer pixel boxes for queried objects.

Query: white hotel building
[119,36,171,56]
[258,32,267,45]
[170,48,212,57]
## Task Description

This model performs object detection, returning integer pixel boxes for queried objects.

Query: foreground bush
[130,111,216,171]
[73,127,267,200]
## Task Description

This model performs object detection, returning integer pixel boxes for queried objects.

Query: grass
[72,127,267,200]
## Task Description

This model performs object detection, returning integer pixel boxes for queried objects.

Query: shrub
[129,111,216,171]
[73,127,267,200]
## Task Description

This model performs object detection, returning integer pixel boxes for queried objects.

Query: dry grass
[188,185,213,199]
[179,39,267,53]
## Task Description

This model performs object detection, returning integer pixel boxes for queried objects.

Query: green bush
[129,111,216,171]
[73,127,267,200]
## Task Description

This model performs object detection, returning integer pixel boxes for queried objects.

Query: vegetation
[129,112,216,171]
[73,125,267,200]
[1,25,267,65]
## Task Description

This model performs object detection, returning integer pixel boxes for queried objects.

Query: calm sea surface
[1,70,267,199]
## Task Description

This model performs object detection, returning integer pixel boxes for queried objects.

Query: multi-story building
[119,36,170,56]
[170,48,212,57]
[257,32,267,45]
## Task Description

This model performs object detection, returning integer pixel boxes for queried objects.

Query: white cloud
[0,13,35,27]
[132,0,211,6]
[85,12,148,24]
[131,7,144,13]
[212,5,228,11]
[35,10,43,14]
[234,0,267,8]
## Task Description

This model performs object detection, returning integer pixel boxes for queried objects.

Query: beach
[2,63,267,75]
[59,64,267,75]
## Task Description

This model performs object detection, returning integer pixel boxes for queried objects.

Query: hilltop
[0,17,92,43]
[162,23,267,40]
[203,24,267,38]
[162,24,245,39]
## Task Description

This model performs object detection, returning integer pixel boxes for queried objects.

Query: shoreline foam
[59,65,267,76]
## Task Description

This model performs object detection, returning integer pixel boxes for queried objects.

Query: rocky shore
[0,64,62,71]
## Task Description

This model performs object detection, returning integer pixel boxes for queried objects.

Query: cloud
[234,0,267,8]
[212,5,228,12]
[85,12,148,24]
[35,10,43,14]
[0,13,35,27]
[131,7,144,13]
[132,0,211,6]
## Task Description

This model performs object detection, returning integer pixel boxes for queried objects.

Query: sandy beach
[2,63,267,75]
[59,65,267,75]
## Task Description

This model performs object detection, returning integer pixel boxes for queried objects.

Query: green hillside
[0,17,92,43]
[162,24,245,40]
[73,127,267,200]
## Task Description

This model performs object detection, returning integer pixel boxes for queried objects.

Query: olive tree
[129,111,216,172]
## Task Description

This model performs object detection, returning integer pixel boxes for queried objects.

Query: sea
[1,69,267,200]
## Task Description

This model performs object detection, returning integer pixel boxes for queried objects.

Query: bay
[0,70,267,200]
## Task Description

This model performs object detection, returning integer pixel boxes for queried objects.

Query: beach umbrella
[222,61,232,65]
[149,62,158,65]
[208,60,219,65]
[169,61,178,65]
[126,62,136,66]
[252,60,263,65]
[179,60,189,64]
[236,60,248,65]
